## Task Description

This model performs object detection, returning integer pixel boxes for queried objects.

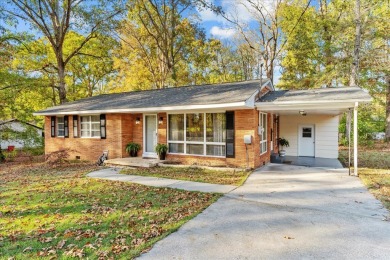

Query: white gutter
[255,99,371,111]
[33,101,250,116]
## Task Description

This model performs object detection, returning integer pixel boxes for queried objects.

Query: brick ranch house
[34,80,371,169]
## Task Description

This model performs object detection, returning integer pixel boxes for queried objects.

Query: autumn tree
[114,0,206,90]
[0,0,124,104]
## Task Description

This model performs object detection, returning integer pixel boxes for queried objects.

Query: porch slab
[104,157,160,168]
[282,156,343,168]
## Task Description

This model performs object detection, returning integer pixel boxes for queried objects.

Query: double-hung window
[260,112,267,154]
[80,115,100,138]
[168,113,226,157]
[57,117,65,137]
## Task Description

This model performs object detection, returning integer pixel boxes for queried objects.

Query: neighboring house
[0,119,43,150]
[33,80,371,168]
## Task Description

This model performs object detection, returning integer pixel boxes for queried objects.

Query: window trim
[167,112,227,158]
[80,115,101,139]
[56,116,65,137]
[260,112,268,155]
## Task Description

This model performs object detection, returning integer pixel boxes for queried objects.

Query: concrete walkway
[87,168,237,193]
[139,164,390,260]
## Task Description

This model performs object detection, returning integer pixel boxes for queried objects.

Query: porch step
[104,157,160,168]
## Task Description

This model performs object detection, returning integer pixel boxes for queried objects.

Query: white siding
[279,115,339,159]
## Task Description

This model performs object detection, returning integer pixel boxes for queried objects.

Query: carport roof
[256,87,371,115]
[258,87,371,103]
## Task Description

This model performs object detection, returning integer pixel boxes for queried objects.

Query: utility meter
[244,135,252,144]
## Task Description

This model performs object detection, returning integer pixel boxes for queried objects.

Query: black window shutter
[64,116,69,138]
[73,115,78,138]
[51,116,56,137]
[226,111,235,158]
[100,114,106,139]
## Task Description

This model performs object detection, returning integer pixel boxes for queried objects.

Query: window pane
[80,115,101,138]
[81,131,89,137]
[263,114,267,138]
[302,128,312,138]
[57,117,64,136]
[91,115,100,122]
[91,123,100,130]
[169,114,184,141]
[91,130,100,137]
[169,143,184,153]
[206,145,225,156]
[81,123,89,130]
[186,144,204,155]
[186,113,204,142]
[206,113,226,142]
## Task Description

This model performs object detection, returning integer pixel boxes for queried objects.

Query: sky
[2,0,320,84]
[196,0,320,83]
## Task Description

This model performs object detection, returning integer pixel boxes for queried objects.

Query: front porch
[281,156,343,168]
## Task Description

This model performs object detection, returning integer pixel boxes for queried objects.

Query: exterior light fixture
[299,110,307,116]
[159,117,163,124]
[135,117,141,124]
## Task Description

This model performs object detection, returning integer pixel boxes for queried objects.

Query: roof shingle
[35,80,263,115]
[258,87,371,103]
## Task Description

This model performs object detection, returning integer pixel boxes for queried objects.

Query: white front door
[299,125,315,157]
[144,114,157,157]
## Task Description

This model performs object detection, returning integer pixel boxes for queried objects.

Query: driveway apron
[139,164,390,260]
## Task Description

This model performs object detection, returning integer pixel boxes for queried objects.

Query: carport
[256,87,372,175]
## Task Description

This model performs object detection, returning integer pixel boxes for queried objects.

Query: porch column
[354,102,358,176]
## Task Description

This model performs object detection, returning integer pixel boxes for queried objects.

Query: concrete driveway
[139,164,390,260]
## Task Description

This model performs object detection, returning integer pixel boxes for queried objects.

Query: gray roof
[259,87,371,103]
[0,119,42,129]
[35,80,265,115]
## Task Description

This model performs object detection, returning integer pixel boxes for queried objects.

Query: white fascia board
[245,90,259,107]
[245,79,273,107]
[33,102,250,116]
[256,99,371,111]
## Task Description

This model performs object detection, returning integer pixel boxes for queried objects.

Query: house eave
[255,99,371,111]
[33,102,250,116]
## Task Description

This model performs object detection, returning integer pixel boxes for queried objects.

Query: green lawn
[339,145,390,211]
[120,166,250,186]
[359,168,390,210]
[339,149,390,169]
[0,162,221,259]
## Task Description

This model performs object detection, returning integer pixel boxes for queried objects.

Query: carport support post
[353,102,358,176]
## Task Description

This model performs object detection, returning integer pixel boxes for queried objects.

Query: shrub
[45,149,71,167]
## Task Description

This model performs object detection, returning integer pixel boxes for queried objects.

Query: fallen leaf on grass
[64,247,84,258]
[56,240,66,249]
[23,246,33,252]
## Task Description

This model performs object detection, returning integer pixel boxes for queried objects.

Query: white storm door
[144,115,157,155]
[299,125,315,157]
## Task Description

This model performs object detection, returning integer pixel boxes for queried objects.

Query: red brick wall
[45,109,275,168]
[45,114,128,161]
[121,114,133,157]
[132,113,143,156]
[157,113,167,145]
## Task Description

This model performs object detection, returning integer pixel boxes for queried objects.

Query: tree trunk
[350,0,361,86]
[56,51,67,104]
